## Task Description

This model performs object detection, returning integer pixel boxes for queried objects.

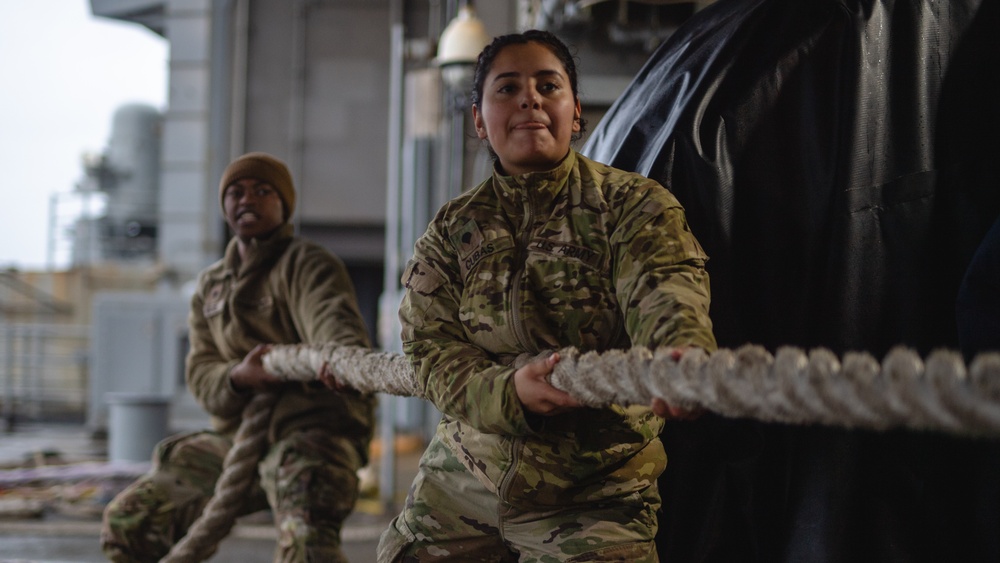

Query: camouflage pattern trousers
[377,437,660,563]
[101,427,362,563]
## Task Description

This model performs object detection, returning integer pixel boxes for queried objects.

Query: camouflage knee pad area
[101,431,238,562]
[102,428,361,563]
[259,427,362,563]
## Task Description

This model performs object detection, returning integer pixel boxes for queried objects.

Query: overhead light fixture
[436,3,491,90]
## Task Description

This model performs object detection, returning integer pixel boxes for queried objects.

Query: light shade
[436,5,491,68]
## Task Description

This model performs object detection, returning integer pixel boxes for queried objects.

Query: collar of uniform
[222,223,295,276]
[493,149,576,214]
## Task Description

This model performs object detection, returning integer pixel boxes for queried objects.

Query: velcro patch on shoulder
[451,220,485,262]
[401,259,446,295]
[202,281,227,317]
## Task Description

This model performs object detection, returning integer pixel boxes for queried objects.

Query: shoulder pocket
[641,198,666,216]
[401,258,446,295]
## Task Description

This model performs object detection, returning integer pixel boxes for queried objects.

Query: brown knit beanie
[219,152,296,221]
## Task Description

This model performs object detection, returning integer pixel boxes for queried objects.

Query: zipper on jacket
[500,180,536,507]
[497,435,525,504]
[510,183,539,354]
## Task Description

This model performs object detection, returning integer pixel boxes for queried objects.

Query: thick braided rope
[177,344,1000,560]
[263,343,1000,437]
[159,392,277,563]
[265,343,420,396]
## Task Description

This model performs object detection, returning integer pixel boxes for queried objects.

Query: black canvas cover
[582,0,1000,561]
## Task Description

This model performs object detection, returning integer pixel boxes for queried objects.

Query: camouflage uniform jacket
[187,223,375,462]
[400,150,716,509]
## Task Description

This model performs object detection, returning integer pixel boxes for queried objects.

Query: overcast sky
[0,0,167,270]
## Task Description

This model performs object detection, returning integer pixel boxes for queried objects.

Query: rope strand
[159,392,277,563]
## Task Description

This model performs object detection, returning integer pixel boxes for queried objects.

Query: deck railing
[0,323,89,429]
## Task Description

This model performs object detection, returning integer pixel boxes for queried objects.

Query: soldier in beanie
[101,152,376,562]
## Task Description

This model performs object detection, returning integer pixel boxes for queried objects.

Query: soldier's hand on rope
[230,344,287,392]
[318,361,358,394]
[514,352,583,416]
[650,346,704,420]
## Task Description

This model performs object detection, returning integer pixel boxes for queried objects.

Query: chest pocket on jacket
[524,237,621,350]
[235,294,275,314]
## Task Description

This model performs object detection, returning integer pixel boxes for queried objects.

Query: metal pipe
[3,327,14,431]
[210,0,234,164]
[46,193,57,270]
[26,326,40,419]
[230,0,249,156]
[379,0,406,513]
[207,0,244,260]
[287,0,308,234]
[449,99,466,201]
